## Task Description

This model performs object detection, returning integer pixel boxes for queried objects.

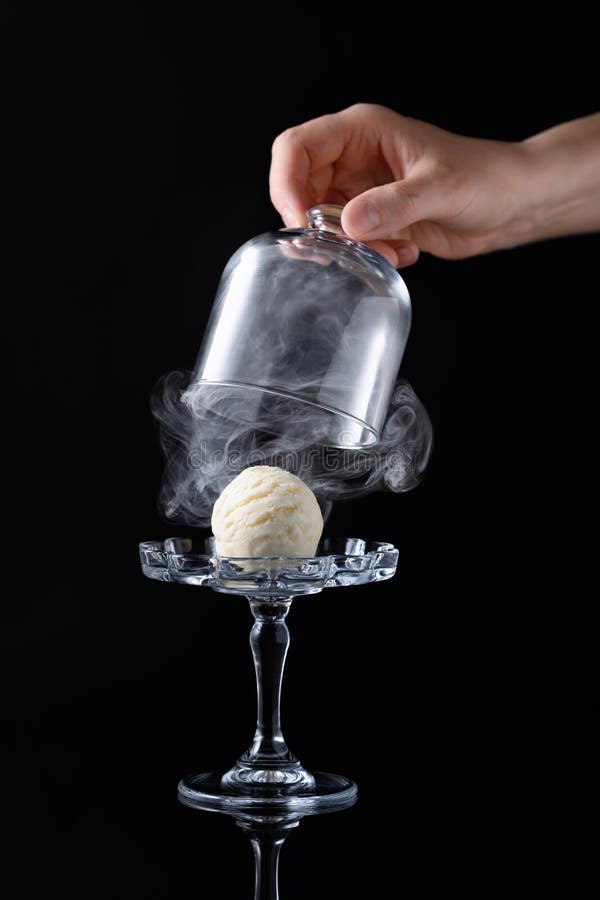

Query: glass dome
[187,204,411,449]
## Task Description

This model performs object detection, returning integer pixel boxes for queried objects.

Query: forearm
[518,114,600,243]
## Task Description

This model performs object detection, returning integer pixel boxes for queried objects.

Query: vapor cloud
[152,371,432,526]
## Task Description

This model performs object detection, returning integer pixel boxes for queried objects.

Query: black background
[4,6,597,897]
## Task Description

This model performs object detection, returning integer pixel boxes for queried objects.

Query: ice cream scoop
[211,466,323,558]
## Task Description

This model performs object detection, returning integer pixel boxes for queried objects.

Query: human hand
[270,104,599,268]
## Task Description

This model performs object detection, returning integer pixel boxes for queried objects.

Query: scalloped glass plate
[139,536,398,595]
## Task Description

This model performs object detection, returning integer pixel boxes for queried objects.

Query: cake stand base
[139,536,399,823]
[177,771,357,816]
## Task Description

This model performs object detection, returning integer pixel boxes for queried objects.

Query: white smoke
[151,371,432,526]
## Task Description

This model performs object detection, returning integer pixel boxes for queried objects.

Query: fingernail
[350,200,380,236]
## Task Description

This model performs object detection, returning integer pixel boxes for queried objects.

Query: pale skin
[270,104,600,268]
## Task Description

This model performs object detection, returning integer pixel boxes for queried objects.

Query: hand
[270,104,600,268]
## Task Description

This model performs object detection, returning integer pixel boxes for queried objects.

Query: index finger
[269,112,348,226]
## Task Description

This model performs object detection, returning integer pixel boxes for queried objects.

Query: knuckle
[271,126,300,153]
[390,182,418,216]
[345,102,395,121]
[344,101,376,118]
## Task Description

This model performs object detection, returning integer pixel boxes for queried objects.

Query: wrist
[486,141,542,251]
[516,116,600,244]
[516,135,570,243]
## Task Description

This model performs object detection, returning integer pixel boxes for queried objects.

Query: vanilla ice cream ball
[211,466,324,558]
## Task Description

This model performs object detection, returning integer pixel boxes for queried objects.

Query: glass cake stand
[139,536,398,815]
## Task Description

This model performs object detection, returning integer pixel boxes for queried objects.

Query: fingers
[270,105,424,266]
[269,112,349,226]
[368,239,420,269]
[367,240,398,267]
[342,174,439,241]
[389,240,420,268]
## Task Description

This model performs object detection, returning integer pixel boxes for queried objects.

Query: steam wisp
[151,371,432,526]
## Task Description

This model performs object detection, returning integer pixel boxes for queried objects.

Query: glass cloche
[185,204,412,449]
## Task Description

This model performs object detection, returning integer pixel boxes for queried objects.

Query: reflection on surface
[179,793,356,900]
[237,814,300,900]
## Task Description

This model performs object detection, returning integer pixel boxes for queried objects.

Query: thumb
[342,175,440,241]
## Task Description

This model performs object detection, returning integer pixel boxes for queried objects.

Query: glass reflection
[179,793,356,900]
[238,814,300,900]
